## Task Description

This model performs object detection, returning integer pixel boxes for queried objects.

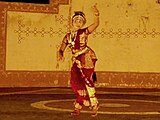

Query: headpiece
[72,11,86,24]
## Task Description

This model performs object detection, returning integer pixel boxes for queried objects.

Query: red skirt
[70,61,97,105]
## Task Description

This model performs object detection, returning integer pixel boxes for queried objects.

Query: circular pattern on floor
[31,99,160,115]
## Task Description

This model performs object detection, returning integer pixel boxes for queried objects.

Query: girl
[58,4,100,117]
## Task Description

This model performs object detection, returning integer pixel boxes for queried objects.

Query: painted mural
[0,0,160,87]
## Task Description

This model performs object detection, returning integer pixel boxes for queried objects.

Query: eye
[73,19,78,23]
[79,19,83,23]
[73,19,83,24]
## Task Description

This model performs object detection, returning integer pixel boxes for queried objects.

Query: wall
[0,0,160,88]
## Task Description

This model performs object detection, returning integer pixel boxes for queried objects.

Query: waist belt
[72,47,88,57]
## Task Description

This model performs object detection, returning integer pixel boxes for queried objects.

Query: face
[72,16,85,30]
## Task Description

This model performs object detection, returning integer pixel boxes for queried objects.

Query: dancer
[58,4,100,117]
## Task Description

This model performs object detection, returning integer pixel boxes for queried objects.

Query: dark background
[0,0,49,4]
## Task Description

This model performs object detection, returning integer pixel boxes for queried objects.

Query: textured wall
[0,0,160,88]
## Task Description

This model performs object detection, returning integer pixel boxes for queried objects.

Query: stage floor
[0,87,160,120]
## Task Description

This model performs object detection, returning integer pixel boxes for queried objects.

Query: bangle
[59,50,63,56]
[95,13,99,16]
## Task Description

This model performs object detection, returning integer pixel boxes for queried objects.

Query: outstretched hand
[92,3,99,15]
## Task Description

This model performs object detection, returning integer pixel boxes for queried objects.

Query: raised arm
[88,4,100,33]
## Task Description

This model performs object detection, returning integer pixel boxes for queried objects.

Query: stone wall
[0,0,160,88]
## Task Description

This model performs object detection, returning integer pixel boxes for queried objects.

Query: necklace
[70,31,77,47]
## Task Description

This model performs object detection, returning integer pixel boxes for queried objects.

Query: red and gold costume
[59,27,99,112]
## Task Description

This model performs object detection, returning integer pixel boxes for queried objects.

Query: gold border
[0,0,70,87]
